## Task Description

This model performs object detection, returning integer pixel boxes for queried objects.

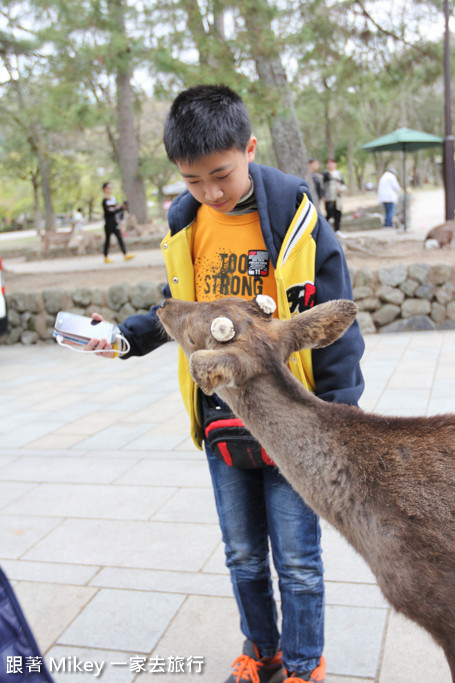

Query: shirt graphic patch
[248,250,269,277]
[287,281,316,314]
[195,249,269,300]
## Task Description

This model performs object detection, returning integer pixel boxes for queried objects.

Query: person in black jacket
[101,182,135,264]
[322,159,346,233]
[309,158,323,207]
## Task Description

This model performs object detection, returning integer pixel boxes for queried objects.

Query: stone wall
[350,262,455,335]
[3,262,455,345]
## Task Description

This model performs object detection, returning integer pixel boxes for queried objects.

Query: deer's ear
[281,300,358,354]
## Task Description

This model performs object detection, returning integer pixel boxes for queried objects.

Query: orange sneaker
[124,253,135,261]
[283,656,326,682]
[104,257,113,264]
[225,639,284,683]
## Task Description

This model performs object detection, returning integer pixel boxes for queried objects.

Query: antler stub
[256,295,276,315]
[210,316,235,342]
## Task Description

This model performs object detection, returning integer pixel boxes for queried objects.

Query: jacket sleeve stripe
[281,199,317,266]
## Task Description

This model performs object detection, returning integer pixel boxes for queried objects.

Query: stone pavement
[1,330,454,682]
[343,186,445,242]
[3,242,165,276]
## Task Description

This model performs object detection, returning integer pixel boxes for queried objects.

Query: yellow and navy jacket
[119,162,365,448]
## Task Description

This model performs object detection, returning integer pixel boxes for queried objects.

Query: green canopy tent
[361,127,443,230]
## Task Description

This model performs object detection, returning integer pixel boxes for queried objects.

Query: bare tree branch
[353,0,432,56]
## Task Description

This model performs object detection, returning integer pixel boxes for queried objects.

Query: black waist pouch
[201,394,275,469]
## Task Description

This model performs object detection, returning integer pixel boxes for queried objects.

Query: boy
[91,85,364,683]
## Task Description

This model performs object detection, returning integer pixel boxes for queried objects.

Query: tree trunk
[110,0,148,224]
[254,53,311,181]
[157,185,166,219]
[239,2,312,185]
[323,88,334,160]
[3,55,56,231]
[25,126,55,232]
[33,136,55,232]
[213,0,226,40]
[347,137,355,193]
[88,198,94,222]
[116,68,148,223]
[31,170,42,232]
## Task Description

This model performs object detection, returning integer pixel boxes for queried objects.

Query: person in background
[101,182,135,264]
[72,207,85,238]
[377,168,401,228]
[322,159,346,234]
[309,158,323,207]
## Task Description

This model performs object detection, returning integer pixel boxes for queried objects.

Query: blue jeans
[206,446,324,673]
[383,202,395,227]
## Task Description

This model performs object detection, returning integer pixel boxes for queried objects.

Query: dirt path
[342,236,455,270]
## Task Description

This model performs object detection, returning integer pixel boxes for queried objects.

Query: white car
[0,257,7,336]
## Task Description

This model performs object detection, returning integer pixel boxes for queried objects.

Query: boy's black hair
[102,181,111,190]
[163,84,252,164]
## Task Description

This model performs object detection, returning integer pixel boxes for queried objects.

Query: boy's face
[176,137,257,214]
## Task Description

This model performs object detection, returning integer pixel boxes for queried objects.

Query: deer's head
[157,296,357,395]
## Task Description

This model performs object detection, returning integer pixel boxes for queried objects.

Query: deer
[157,294,455,681]
[40,223,102,256]
[424,219,455,248]
[125,212,163,237]
[40,224,76,255]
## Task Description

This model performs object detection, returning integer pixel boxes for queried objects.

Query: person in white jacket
[377,168,401,227]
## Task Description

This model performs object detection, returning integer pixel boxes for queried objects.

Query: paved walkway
[1,330,453,682]
[3,242,165,275]
[344,186,445,242]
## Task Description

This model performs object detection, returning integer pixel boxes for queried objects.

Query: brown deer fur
[40,225,75,255]
[157,296,455,680]
[424,219,455,248]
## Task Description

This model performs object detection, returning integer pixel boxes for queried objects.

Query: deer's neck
[218,369,363,533]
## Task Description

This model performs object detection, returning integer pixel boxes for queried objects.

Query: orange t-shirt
[192,204,277,304]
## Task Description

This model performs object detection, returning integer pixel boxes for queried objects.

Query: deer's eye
[185,321,195,346]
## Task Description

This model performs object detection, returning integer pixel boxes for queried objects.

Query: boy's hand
[87,313,116,358]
